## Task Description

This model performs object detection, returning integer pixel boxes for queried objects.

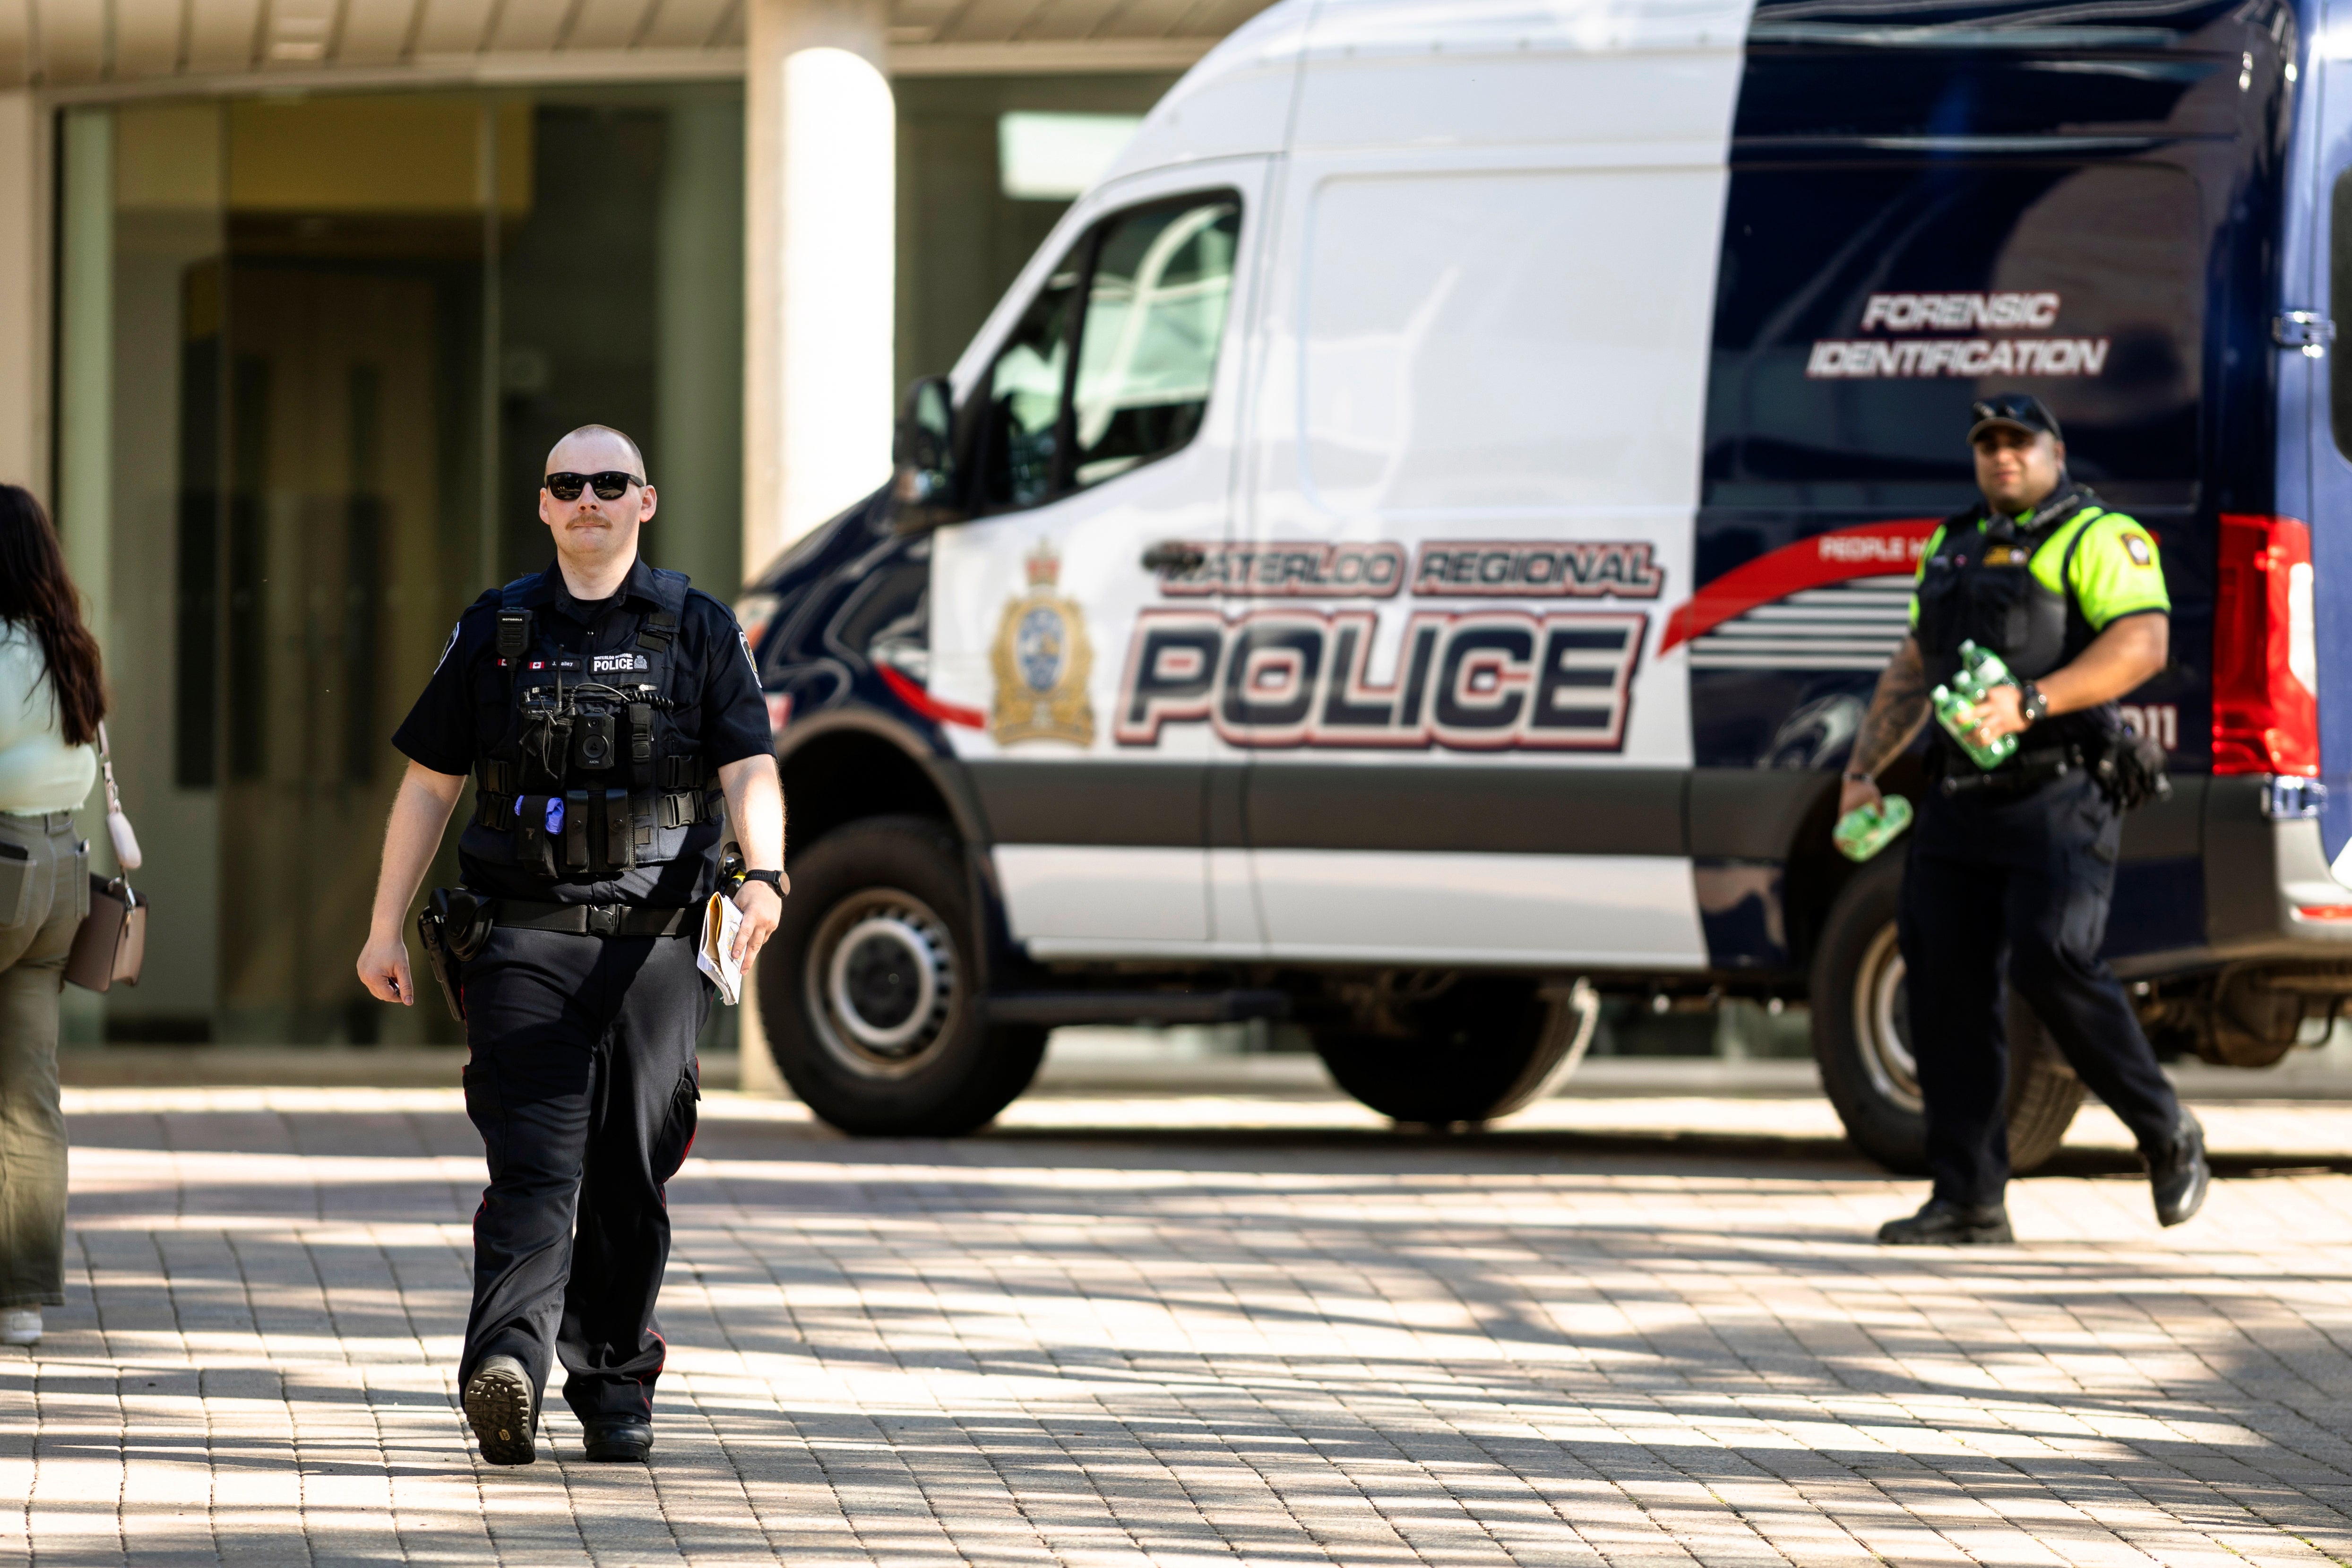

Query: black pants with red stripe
[457,924,707,1425]
[1901,771,2180,1207]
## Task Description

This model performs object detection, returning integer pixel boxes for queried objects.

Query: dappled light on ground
[5,1086,2350,1564]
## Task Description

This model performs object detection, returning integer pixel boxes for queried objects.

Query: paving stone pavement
[9,1083,2352,1568]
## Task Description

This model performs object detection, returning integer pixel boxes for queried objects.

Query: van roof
[1100,0,2280,186]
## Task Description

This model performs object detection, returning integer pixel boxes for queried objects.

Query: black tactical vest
[1913,484,2117,756]
[461,569,718,881]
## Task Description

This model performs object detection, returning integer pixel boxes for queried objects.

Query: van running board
[985,990,1291,1027]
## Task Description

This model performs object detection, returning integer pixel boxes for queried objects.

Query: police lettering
[1116,608,1645,751]
[1413,542,1664,599]
[1156,542,1406,597]
[1806,338,2111,379]
[1859,292,2061,332]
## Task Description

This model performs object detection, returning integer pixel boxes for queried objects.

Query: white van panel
[1294,0,1752,152]
[1094,5,1313,187]
[992,847,1212,945]
[1223,29,1742,965]
[1300,168,1724,513]
[1248,849,1706,966]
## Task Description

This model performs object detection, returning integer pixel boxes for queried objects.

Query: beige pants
[0,810,86,1308]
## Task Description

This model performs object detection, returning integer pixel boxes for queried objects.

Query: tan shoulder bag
[65,721,146,992]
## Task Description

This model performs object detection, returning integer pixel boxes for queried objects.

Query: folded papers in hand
[698,890,743,1005]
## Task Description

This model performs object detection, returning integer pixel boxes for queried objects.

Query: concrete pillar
[742,0,895,1096]
[0,93,50,500]
[745,0,895,569]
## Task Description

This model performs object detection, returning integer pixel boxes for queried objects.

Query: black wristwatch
[732,869,784,896]
[2015,680,2049,726]
[1843,769,1873,784]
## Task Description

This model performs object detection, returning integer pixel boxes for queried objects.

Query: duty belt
[491,899,697,938]
[1938,744,2078,798]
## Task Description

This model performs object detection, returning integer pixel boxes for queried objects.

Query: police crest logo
[2122,531,2155,567]
[990,539,1095,747]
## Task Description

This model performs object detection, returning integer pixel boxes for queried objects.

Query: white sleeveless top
[0,620,97,815]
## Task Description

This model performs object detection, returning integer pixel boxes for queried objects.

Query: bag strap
[95,721,140,883]
[97,720,118,812]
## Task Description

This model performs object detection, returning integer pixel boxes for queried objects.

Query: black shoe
[582,1416,654,1463]
[463,1355,536,1466]
[2146,1110,2210,1227]
[1877,1198,2014,1246]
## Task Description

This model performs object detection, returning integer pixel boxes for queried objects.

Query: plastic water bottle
[1833,794,1913,862]
[1930,639,2021,770]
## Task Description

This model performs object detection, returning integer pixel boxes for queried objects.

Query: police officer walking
[356,423,786,1464]
[1839,394,2210,1244]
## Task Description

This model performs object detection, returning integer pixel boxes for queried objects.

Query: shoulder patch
[2121,529,2154,567]
[432,620,461,674]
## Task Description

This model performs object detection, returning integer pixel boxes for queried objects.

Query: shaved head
[547,424,645,480]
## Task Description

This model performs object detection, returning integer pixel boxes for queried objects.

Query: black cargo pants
[1899,770,2181,1206]
[457,924,707,1425]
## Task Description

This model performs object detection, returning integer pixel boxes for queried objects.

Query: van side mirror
[890,377,965,531]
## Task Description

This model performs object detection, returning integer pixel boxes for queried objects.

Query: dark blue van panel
[1685,0,2302,959]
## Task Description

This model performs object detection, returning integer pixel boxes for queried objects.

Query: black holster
[2093,727,2172,811]
[417,887,495,1023]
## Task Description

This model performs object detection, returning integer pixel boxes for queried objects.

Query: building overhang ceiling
[2,0,1278,93]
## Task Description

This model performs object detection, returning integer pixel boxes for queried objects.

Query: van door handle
[2276,311,2335,356]
[1141,541,1207,573]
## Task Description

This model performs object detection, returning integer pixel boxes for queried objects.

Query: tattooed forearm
[1850,637,1930,779]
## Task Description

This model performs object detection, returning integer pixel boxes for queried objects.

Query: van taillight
[2212,514,2318,776]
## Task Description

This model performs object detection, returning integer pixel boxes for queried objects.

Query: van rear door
[2298,39,2352,871]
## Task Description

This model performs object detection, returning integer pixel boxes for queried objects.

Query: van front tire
[758,816,1046,1137]
[1810,853,2083,1174]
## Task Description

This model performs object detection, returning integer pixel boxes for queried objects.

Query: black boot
[463,1355,536,1465]
[582,1415,655,1462]
[2146,1110,2209,1227]
[1878,1198,2013,1245]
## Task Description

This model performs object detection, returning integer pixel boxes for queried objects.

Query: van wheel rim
[809,890,957,1078]
[1853,922,1923,1113]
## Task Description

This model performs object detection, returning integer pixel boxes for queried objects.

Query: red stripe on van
[878,663,988,730]
[1661,519,1941,653]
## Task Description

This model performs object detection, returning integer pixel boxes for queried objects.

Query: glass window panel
[976,243,1084,510]
[1069,198,1238,491]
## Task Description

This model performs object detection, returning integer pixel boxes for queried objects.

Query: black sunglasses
[543,471,644,502]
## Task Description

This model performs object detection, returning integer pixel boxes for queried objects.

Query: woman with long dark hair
[0,484,105,1347]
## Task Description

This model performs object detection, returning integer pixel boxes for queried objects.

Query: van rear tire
[1310,977,1577,1125]
[758,816,1046,1137]
[1810,853,2083,1174]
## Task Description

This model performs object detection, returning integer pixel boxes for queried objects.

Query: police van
[740,0,2352,1166]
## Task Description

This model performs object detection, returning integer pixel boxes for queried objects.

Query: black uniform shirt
[394,556,772,904]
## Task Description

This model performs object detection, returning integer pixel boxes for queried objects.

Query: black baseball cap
[1968,393,2062,444]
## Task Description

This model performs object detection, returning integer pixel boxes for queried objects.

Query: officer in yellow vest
[1839,394,2209,1243]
